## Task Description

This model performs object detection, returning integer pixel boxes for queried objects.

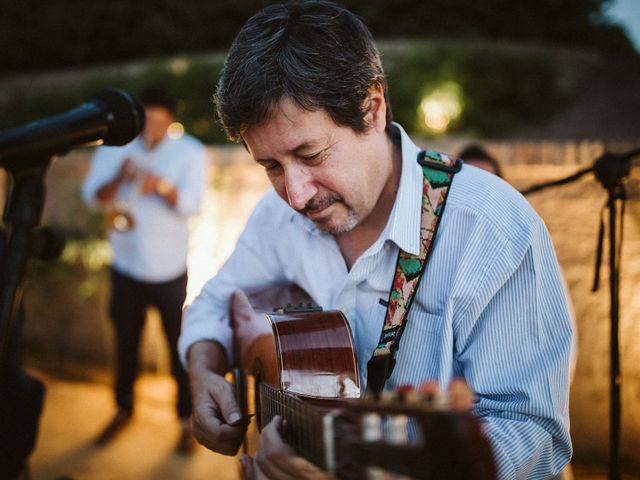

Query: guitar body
[253,305,361,399]
[233,286,496,479]
[232,285,360,458]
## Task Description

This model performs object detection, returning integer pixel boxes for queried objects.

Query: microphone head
[92,88,146,146]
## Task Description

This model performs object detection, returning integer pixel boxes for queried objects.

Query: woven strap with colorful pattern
[366,150,462,397]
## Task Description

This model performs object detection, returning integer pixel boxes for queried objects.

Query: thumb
[231,290,254,324]
[211,375,243,425]
[219,395,243,426]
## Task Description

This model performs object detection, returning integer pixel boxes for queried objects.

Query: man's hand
[240,416,331,480]
[188,341,246,455]
[231,290,272,361]
[118,158,137,182]
[95,158,136,203]
[140,173,177,206]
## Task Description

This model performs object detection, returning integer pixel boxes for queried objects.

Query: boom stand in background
[521,148,640,480]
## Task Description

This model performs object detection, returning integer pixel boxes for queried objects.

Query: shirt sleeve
[455,218,574,480]
[173,141,209,217]
[81,146,126,209]
[178,191,290,366]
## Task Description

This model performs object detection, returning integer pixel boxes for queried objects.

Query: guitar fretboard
[259,383,329,469]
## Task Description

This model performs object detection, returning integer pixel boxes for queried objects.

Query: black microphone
[0,88,145,167]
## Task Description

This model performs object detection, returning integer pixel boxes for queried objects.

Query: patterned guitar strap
[366,150,462,398]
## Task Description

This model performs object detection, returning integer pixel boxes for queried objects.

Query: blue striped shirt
[180,124,574,479]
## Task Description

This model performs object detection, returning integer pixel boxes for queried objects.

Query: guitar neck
[258,383,497,480]
[259,383,331,469]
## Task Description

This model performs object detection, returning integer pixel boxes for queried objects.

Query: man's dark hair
[139,84,178,115]
[214,0,393,142]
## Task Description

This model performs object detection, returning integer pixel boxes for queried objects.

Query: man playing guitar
[179,2,574,478]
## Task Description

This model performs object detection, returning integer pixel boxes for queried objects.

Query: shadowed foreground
[27,371,237,480]
[24,369,638,480]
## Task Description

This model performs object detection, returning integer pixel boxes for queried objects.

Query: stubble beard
[299,193,360,235]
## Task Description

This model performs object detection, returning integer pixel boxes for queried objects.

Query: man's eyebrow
[252,140,325,163]
[293,133,337,156]
[291,141,320,155]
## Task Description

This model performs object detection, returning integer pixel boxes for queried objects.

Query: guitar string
[260,384,324,466]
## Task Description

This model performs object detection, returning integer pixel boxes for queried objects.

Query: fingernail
[229,412,242,425]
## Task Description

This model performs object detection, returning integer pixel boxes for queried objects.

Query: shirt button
[384,243,391,251]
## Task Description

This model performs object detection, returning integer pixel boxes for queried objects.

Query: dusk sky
[607,0,640,51]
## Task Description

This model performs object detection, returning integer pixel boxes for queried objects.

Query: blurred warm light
[422,100,450,132]
[170,57,189,76]
[186,188,219,303]
[167,122,184,139]
[185,149,272,304]
[420,82,462,133]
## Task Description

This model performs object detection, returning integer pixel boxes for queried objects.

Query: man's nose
[284,165,317,211]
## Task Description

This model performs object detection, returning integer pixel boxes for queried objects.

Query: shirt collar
[382,123,423,257]
[289,123,423,256]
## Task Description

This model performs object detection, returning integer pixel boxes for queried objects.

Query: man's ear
[362,84,387,133]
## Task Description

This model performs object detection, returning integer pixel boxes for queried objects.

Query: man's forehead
[245,101,335,159]
[269,97,327,125]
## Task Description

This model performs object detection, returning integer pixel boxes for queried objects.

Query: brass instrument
[107,201,135,232]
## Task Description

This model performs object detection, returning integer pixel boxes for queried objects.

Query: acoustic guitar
[231,285,496,479]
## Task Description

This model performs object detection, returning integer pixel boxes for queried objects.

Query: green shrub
[0,41,568,143]
[0,55,228,144]
[385,43,567,138]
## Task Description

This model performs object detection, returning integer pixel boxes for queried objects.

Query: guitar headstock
[329,388,496,480]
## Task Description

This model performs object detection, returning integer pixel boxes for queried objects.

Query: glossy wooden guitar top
[233,284,360,400]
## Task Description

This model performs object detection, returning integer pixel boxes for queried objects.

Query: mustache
[298,193,342,215]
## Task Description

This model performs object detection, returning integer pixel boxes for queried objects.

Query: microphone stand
[0,153,57,478]
[0,154,53,378]
[521,148,640,480]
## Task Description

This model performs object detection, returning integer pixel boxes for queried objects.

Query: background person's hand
[117,157,137,182]
[139,172,161,195]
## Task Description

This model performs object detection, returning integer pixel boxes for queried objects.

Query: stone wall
[15,140,640,469]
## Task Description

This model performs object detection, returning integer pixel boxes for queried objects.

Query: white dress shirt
[179,124,574,479]
[83,134,208,282]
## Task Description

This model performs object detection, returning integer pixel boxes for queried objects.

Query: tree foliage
[0,0,634,74]
[0,41,569,143]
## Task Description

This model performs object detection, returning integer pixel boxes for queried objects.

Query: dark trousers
[109,268,192,419]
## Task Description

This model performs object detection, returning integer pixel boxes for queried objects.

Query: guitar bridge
[274,302,323,314]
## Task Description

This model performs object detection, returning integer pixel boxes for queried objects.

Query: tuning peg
[387,414,409,445]
[395,384,413,402]
[362,412,382,442]
[395,384,427,405]
[379,390,396,404]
